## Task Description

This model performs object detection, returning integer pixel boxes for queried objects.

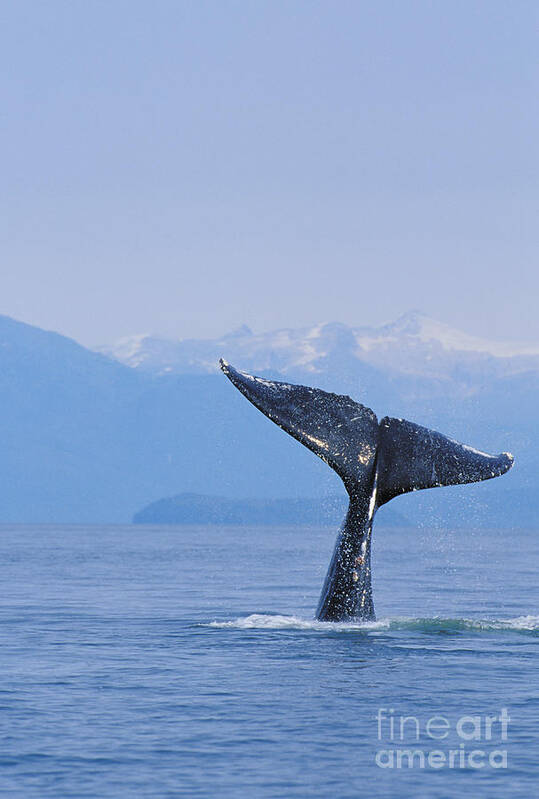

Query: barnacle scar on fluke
[219,359,514,622]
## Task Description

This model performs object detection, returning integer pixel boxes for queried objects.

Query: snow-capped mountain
[0,312,533,524]
[96,311,539,389]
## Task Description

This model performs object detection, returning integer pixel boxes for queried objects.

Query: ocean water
[0,522,537,798]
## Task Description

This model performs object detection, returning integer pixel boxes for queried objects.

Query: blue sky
[1,1,538,345]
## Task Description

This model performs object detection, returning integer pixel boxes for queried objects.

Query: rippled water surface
[0,523,537,797]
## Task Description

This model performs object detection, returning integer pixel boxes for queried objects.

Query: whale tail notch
[219,360,514,503]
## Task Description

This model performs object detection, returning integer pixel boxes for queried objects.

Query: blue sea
[0,522,537,798]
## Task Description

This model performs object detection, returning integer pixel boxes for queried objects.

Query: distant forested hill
[132,493,408,526]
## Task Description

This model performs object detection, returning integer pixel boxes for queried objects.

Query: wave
[206,613,539,633]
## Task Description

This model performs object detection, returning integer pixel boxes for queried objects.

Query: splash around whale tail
[219,359,514,503]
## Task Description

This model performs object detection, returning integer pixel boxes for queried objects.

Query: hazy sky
[1,1,538,346]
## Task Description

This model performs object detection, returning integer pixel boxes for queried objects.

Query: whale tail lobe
[376,416,513,505]
[219,360,514,503]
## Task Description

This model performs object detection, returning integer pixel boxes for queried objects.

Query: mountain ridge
[95,311,539,396]
[0,312,533,523]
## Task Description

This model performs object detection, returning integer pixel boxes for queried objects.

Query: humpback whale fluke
[219,359,514,622]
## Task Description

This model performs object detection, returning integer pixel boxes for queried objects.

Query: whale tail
[219,359,514,503]
[221,360,514,622]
